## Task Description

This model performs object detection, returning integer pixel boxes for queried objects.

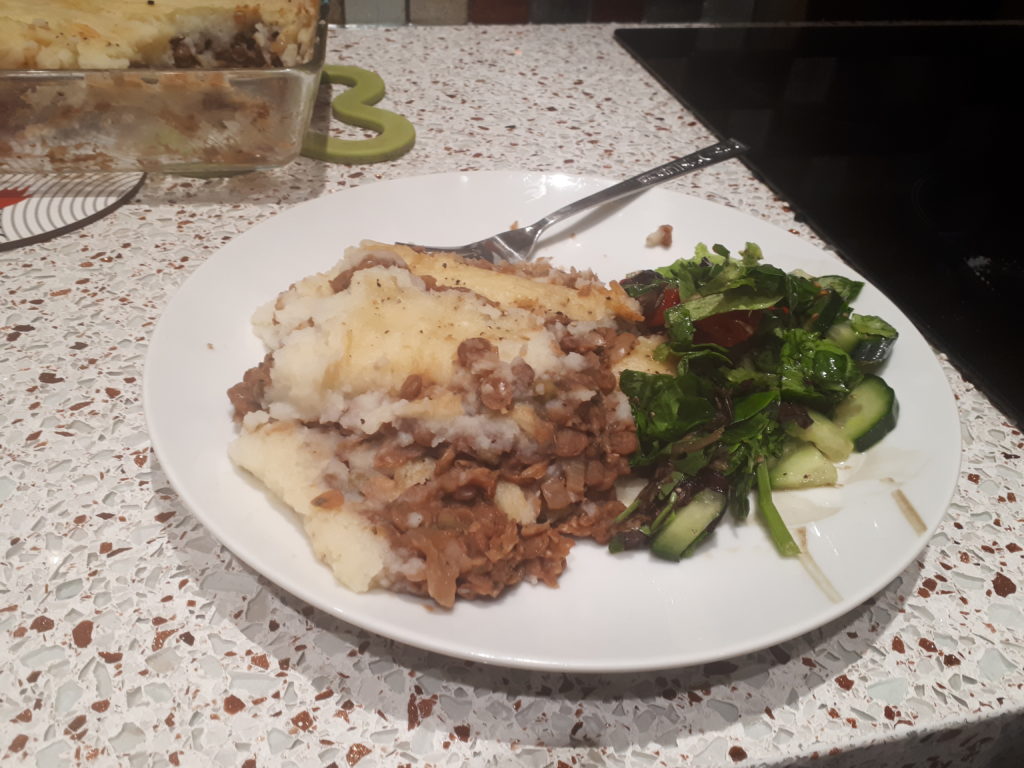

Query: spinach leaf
[778,328,863,409]
[674,345,733,377]
[619,370,717,465]
[815,275,864,304]
[851,313,898,339]
[664,304,696,346]
[739,242,763,265]
[732,389,780,422]
[719,407,786,519]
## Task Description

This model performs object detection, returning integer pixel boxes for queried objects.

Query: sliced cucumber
[851,335,897,365]
[784,409,853,462]
[769,439,838,489]
[828,321,897,365]
[827,321,858,353]
[650,489,727,560]
[833,374,898,451]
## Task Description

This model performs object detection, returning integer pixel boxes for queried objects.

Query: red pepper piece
[649,286,681,328]
[693,309,763,347]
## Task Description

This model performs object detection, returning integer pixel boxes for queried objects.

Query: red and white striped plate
[0,173,145,250]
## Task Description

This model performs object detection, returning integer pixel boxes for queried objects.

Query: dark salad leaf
[851,313,898,338]
[618,370,718,466]
[777,329,863,410]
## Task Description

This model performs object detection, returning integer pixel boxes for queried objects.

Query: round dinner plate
[144,171,961,672]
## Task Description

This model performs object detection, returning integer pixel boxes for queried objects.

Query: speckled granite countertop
[2,24,1023,768]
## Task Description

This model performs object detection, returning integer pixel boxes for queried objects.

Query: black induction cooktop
[616,24,1024,428]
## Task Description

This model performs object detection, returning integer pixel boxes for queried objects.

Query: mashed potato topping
[0,0,320,70]
[228,241,664,608]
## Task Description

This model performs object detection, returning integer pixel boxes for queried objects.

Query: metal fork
[399,138,746,263]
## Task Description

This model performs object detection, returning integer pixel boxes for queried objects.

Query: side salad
[612,242,899,560]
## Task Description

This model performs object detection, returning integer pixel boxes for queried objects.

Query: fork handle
[535,138,747,229]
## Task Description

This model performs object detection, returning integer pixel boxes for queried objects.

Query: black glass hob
[616,24,1024,428]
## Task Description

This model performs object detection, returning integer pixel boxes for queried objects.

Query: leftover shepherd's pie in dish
[0,0,320,70]
[0,1,324,173]
[228,242,669,608]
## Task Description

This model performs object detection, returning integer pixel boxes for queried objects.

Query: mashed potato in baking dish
[227,241,668,608]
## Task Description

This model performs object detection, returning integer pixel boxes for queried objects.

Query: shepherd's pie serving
[227,242,668,608]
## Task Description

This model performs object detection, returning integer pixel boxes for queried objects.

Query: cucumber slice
[828,322,897,365]
[650,489,727,560]
[851,335,897,365]
[769,439,838,489]
[827,321,858,353]
[784,409,853,462]
[833,374,898,451]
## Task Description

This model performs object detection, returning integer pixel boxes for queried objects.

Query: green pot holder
[302,65,416,165]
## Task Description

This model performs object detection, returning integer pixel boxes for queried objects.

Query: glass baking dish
[0,5,328,175]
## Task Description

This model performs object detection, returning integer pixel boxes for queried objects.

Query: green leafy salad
[612,242,900,560]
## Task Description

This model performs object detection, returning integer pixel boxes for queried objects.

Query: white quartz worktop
[2,24,1022,768]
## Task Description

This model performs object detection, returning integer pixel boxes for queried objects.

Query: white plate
[144,171,961,672]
